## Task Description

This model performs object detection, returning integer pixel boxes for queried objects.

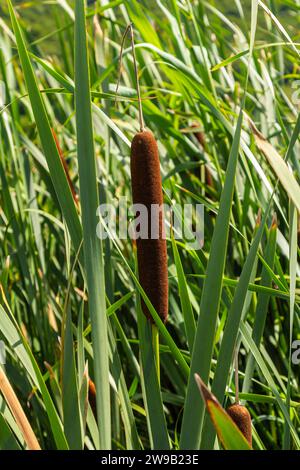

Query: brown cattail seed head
[226,404,252,447]
[130,130,168,323]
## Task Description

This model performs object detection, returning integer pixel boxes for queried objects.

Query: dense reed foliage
[0,0,299,450]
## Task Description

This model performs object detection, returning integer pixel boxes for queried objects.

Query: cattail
[226,404,252,446]
[226,347,252,446]
[131,130,168,323]
[116,24,168,323]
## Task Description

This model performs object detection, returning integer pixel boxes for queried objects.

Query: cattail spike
[131,131,168,323]
[226,404,252,447]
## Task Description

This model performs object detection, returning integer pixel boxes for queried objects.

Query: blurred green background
[1,0,296,58]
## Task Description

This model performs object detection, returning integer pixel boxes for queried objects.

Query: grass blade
[74,0,110,449]
[200,207,271,449]
[0,366,40,450]
[251,123,300,213]
[242,218,277,394]
[62,307,83,449]
[171,236,196,351]
[180,109,244,450]
[283,201,297,449]
[0,413,21,450]
[0,301,69,450]
[137,298,170,449]
[240,322,300,448]
[7,0,82,255]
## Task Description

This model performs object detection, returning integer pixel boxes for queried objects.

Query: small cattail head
[226,403,252,447]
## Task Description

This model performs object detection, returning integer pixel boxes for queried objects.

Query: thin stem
[234,347,239,404]
[129,24,144,132]
[115,23,145,132]
[152,324,160,385]
[114,23,131,108]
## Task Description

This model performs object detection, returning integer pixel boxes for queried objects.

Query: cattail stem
[115,23,144,132]
[152,324,160,384]
[0,366,41,450]
[234,347,239,404]
[129,24,144,132]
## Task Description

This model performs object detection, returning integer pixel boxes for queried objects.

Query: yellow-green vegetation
[0,0,299,451]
